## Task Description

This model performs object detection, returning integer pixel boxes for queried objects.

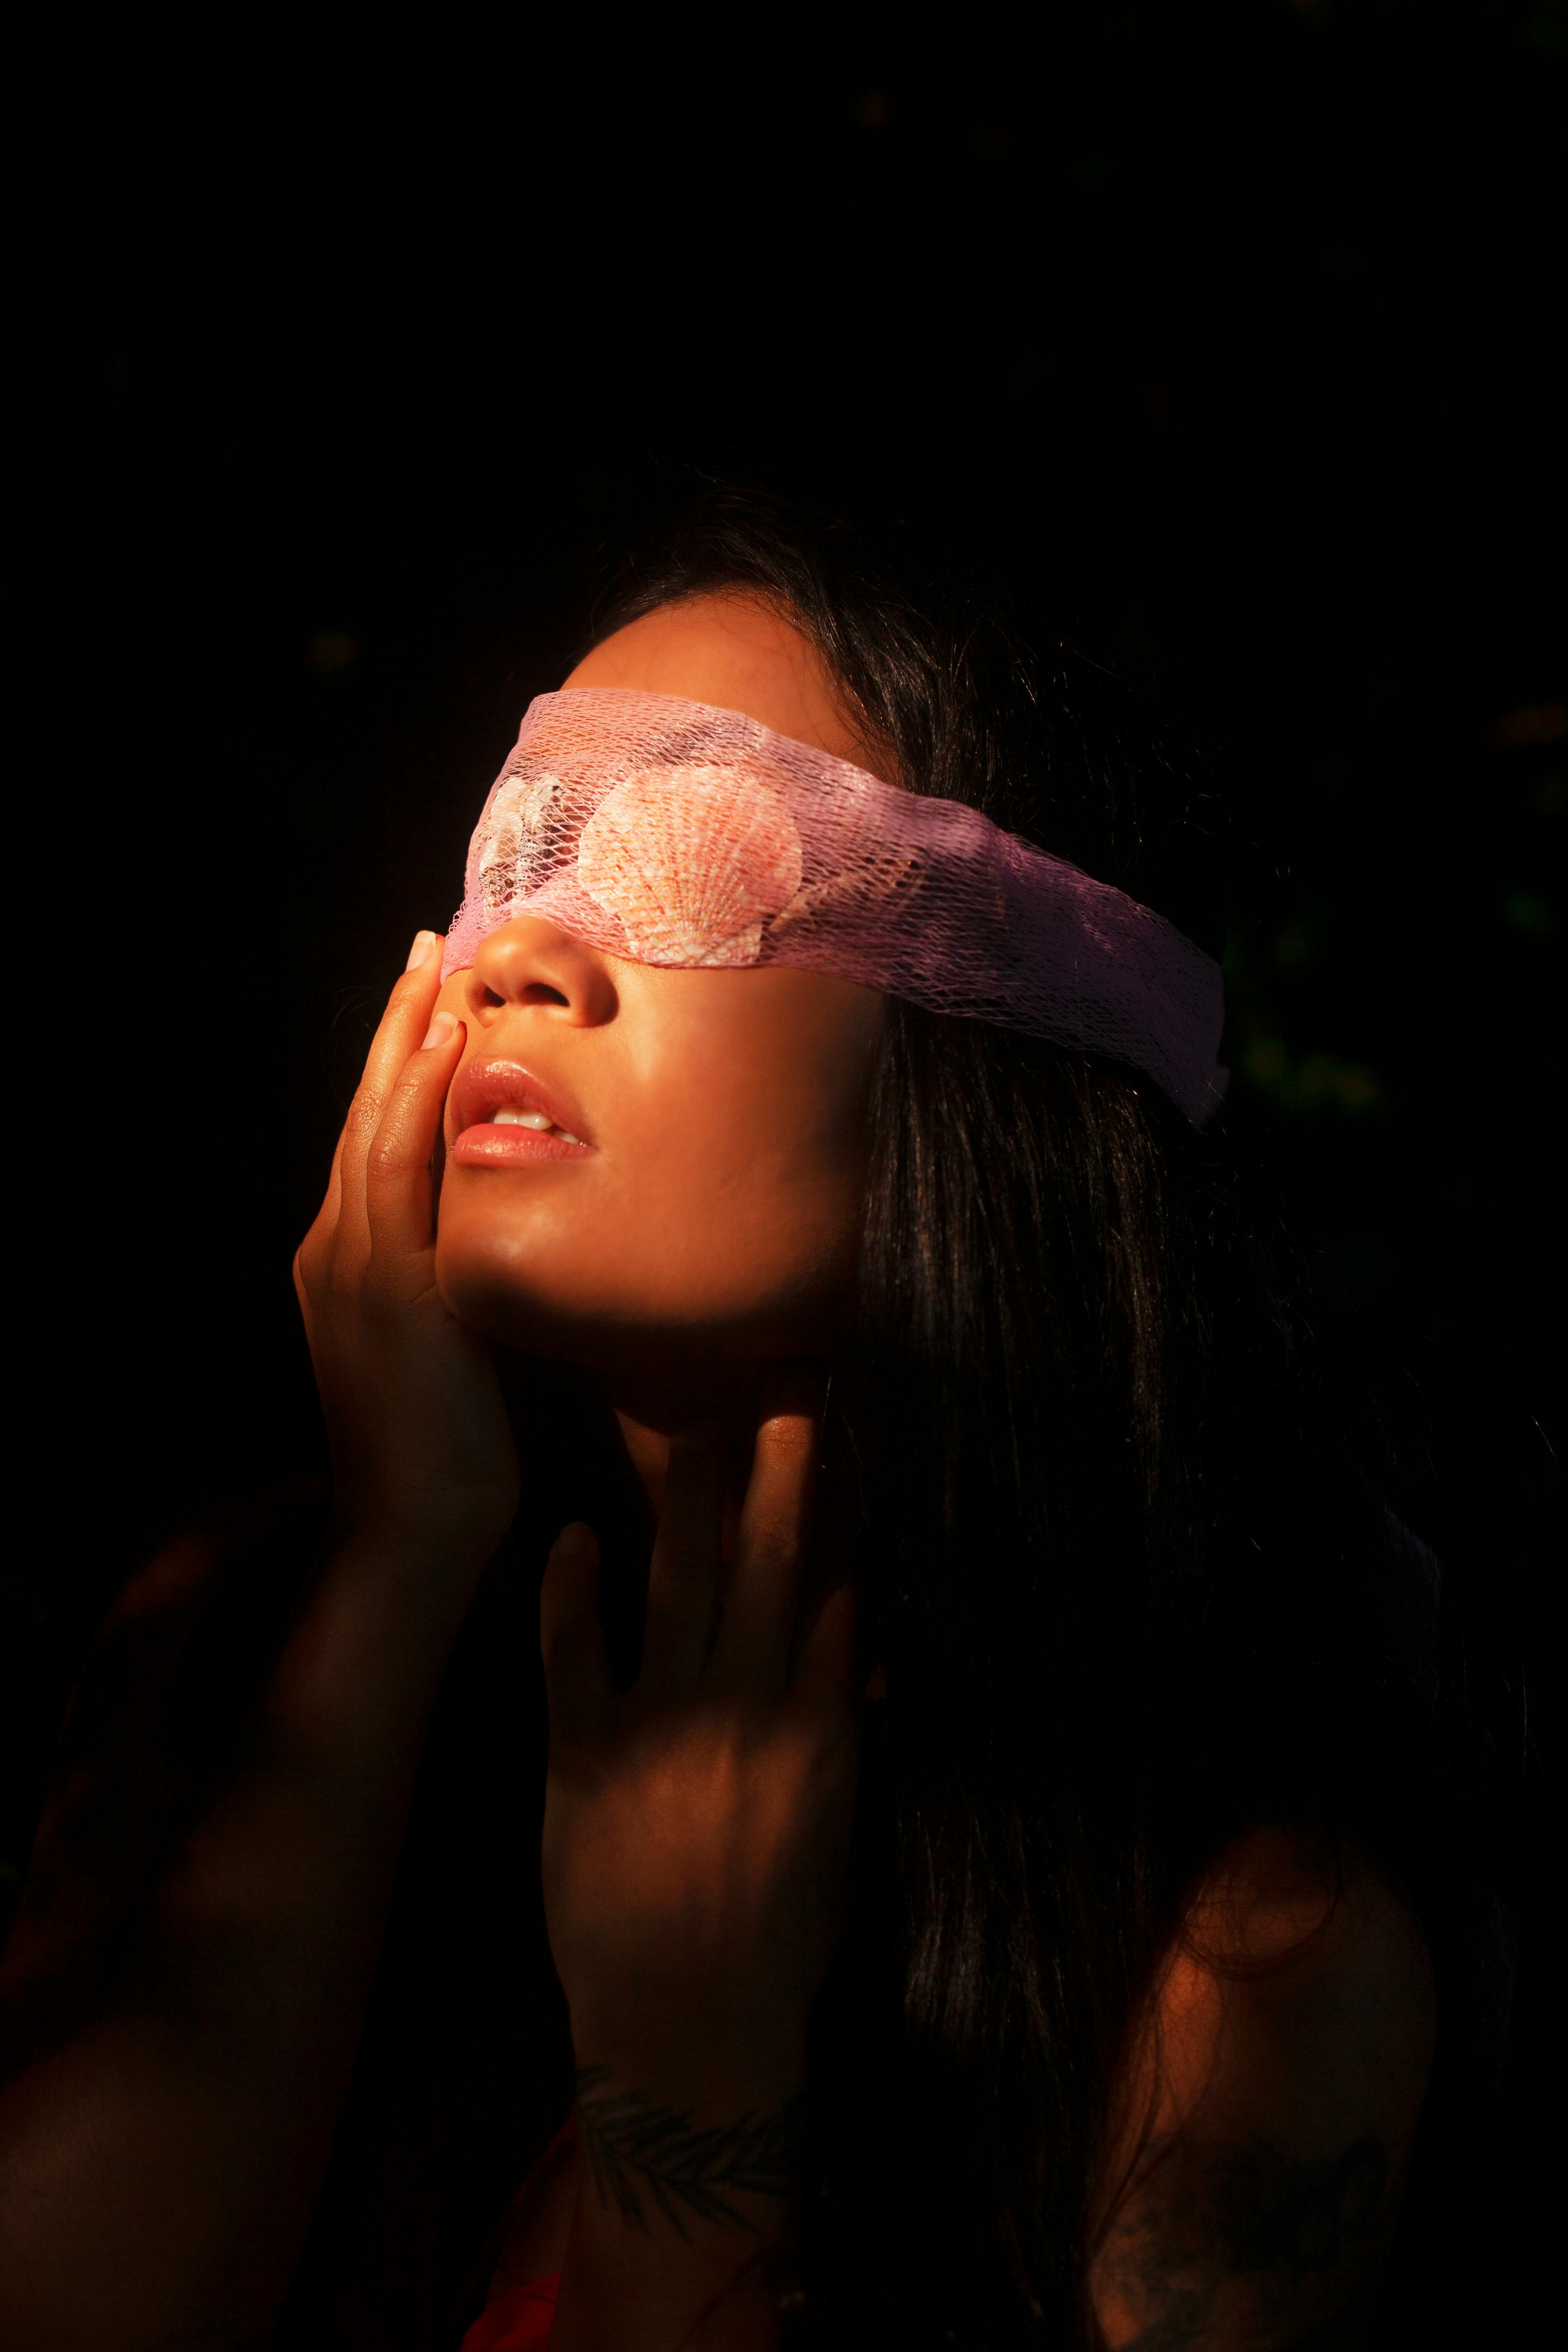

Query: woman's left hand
[539,1373,858,2087]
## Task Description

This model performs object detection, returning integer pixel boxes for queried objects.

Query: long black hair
[587,487,1513,2345]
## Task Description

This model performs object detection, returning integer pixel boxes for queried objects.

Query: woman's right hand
[293,930,519,1563]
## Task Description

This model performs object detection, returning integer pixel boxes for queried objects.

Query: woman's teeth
[491,1107,582,1145]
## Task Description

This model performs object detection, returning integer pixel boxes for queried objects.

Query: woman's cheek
[612,1121,863,1338]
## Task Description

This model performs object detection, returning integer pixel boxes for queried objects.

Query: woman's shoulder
[1090,1826,1436,2348]
[1179,1824,1432,1979]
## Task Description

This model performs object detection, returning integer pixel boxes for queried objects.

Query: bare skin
[429,597,891,1446]
[1088,1830,1435,2350]
[0,593,884,2351]
[0,593,1433,2351]
[485,1828,1436,2351]
[0,945,517,2350]
[424,598,885,2344]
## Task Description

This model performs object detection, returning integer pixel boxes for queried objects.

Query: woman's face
[432,594,888,1398]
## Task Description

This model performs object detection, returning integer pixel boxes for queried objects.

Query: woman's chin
[436,1262,653,1377]
[436,1278,821,1410]
[437,1263,582,1361]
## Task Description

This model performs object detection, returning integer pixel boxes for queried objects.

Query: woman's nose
[465,918,620,1028]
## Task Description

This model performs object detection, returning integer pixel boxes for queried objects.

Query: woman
[0,495,1486,2348]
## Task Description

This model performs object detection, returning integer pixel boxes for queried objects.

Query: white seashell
[577,765,803,967]
[477,769,567,924]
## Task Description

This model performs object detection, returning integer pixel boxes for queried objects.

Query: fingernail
[420,1010,459,1050]
[406,929,440,971]
[554,1521,596,1559]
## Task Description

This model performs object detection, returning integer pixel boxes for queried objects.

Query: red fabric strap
[459,2114,577,2351]
[460,2273,560,2352]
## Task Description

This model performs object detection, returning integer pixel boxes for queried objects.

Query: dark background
[8,0,1563,2316]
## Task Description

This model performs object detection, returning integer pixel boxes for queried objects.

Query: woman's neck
[613,1411,674,1518]
[611,1405,767,1520]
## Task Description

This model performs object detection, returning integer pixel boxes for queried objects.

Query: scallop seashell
[577,764,803,966]
[477,769,568,923]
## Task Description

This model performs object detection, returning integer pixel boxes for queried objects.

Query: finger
[320,1125,347,1238]
[295,1127,348,1295]
[351,930,447,1132]
[362,1010,466,1259]
[335,930,447,1249]
[639,1425,726,1692]
[541,1523,613,1738]
[791,1580,858,1718]
[711,1364,825,1696]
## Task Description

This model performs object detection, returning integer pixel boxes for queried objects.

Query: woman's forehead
[562,593,888,782]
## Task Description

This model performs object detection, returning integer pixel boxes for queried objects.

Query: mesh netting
[442,689,1227,1125]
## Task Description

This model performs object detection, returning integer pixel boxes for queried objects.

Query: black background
[8,0,1563,2313]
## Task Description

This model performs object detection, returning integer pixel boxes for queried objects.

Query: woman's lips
[452,1124,589,1167]
[450,1058,596,1168]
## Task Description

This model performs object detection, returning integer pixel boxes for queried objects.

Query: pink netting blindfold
[443,689,1227,1126]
